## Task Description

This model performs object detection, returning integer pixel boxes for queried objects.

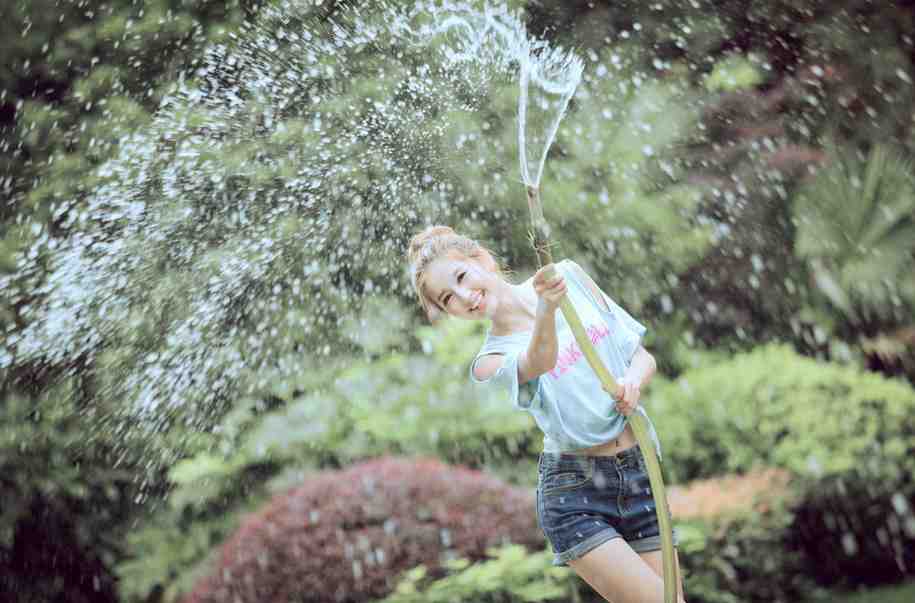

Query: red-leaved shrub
[182,457,539,603]
[668,468,793,520]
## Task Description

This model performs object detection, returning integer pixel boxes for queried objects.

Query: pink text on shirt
[548,323,611,379]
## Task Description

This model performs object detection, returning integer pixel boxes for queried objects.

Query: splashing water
[421,7,583,186]
[2,1,585,428]
[516,30,582,187]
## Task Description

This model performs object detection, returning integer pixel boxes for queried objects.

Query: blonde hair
[406,225,501,320]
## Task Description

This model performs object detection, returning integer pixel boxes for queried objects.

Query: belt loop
[615,447,627,467]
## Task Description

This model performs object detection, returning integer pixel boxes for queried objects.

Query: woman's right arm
[473,264,565,383]
[519,291,561,381]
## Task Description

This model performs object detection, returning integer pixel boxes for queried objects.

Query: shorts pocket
[540,462,592,495]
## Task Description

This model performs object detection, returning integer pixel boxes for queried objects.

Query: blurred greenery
[793,144,915,366]
[380,545,573,603]
[650,346,915,591]
[807,582,915,603]
[1,0,914,602]
[649,344,915,483]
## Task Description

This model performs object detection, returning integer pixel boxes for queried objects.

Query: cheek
[470,266,494,285]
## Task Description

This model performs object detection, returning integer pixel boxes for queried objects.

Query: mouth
[471,291,485,313]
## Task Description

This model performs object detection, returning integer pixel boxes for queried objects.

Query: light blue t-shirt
[470,259,662,458]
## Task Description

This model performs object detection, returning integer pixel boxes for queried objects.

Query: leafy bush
[181,457,541,603]
[813,582,915,603]
[0,379,153,603]
[116,506,251,603]
[678,497,817,603]
[166,316,539,494]
[649,344,915,483]
[665,470,814,603]
[650,345,915,587]
[790,474,915,587]
[381,545,574,603]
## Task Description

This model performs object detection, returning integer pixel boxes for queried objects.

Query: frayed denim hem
[552,529,621,566]
[551,529,680,566]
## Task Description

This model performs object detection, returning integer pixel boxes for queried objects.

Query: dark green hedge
[650,345,915,588]
[649,344,915,484]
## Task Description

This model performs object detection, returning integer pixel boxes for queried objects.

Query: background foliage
[2,1,914,602]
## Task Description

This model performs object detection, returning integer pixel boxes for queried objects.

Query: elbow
[640,347,657,381]
[528,357,554,379]
[521,350,557,381]
[533,360,556,380]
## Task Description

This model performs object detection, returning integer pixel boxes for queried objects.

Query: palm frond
[793,144,915,324]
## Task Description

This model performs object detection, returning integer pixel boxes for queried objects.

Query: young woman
[407,225,685,603]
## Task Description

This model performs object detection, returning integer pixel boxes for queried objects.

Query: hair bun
[407,225,455,264]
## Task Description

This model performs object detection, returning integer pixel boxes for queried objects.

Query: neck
[490,279,538,335]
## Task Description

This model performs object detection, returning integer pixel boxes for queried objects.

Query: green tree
[0,2,254,601]
[526,0,915,355]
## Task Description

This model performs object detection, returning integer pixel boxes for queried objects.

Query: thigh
[567,537,666,603]
[639,549,685,603]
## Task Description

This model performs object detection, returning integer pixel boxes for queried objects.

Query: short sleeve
[470,350,540,410]
[605,296,646,362]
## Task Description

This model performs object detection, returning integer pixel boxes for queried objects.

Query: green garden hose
[526,184,677,603]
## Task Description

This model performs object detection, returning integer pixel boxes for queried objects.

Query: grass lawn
[812,582,915,603]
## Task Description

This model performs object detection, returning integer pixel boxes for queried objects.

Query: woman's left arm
[616,346,656,416]
[565,260,654,414]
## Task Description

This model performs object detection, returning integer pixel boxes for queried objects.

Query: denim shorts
[536,445,678,566]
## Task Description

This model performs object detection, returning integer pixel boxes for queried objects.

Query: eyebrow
[435,267,460,306]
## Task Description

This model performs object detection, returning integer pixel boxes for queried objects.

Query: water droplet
[841,533,858,556]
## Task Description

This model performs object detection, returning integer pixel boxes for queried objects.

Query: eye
[457,271,466,283]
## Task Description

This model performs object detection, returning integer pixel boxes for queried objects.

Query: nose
[454,287,474,305]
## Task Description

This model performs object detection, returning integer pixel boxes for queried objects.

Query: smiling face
[421,252,502,321]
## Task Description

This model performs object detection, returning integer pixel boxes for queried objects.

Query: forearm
[519,300,559,381]
[624,346,656,389]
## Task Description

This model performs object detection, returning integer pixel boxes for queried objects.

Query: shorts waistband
[539,444,641,471]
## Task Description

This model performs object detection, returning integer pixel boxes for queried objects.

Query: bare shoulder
[565,260,610,312]
[472,353,505,381]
